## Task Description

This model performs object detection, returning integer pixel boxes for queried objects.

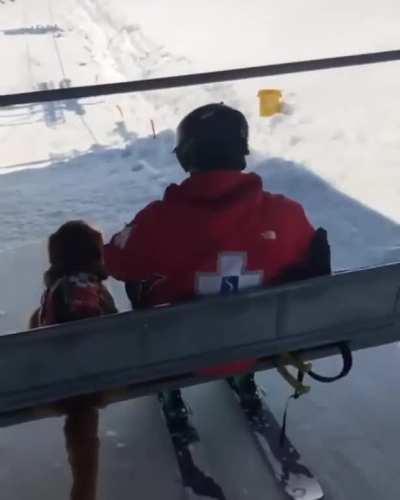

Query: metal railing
[1,263,400,426]
[1,49,399,107]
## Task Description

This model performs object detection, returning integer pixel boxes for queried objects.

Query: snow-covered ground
[0,1,400,499]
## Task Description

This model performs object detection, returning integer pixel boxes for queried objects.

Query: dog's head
[45,220,106,286]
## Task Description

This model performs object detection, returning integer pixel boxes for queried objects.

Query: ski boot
[159,389,189,429]
[227,373,262,413]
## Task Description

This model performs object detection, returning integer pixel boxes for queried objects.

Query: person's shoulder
[129,199,164,227]
[162,181,183,201]
[137,199,163,216]
[263,191,307,215]
[137,182,183,216]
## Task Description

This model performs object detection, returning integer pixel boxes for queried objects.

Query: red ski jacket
[104,171,315,374]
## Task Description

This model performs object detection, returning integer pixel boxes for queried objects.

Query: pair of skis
[159,382,324,500]
[159,391,226,500]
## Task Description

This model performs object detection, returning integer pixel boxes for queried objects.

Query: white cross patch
[196,252,263,296]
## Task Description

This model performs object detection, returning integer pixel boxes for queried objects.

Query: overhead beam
[1,49,400,107]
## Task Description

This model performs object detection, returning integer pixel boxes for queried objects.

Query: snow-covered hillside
[1,0,400,224]
[0,2,400,500]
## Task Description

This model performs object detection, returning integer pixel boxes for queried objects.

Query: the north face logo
[261,230,277,240]
[196,252,263,296]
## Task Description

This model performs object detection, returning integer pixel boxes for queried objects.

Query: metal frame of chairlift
[1,263,400,427]
[1,49,400,427]
[0,49,400,107]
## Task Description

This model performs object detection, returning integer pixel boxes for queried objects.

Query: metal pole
[1,49,400,107]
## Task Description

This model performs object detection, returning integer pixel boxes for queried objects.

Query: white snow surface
[0,1,400,499]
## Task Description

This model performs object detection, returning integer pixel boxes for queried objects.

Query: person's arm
[104,202,159,283]
[124,273,166,309]
[275,227,331,284]
[103,223,137,281]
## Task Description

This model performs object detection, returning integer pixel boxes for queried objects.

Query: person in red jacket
[104,103,330,412]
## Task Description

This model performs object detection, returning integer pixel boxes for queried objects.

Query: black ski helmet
[174,103,250,171]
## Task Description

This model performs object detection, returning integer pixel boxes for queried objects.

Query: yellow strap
[279,352,312,373]
[275,365,310,395]
[274,353,312,395]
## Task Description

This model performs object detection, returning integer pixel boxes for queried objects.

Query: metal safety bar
[1,49,400,107]
[0,263,399,427]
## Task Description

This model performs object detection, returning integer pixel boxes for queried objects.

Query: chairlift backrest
[0,263,399,420]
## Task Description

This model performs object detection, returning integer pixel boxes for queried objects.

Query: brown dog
[30,220,117,500]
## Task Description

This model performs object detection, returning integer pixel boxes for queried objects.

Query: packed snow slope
[1,0,400,222]
[0,1,400,500]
